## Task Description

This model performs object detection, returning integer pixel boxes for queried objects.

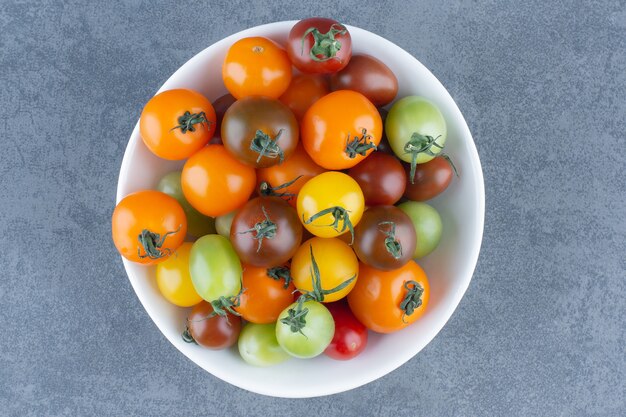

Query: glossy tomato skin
[353,206,417,271]
[279,74,329,121]
[181,145,256,217]
[287,18,351,74]
[276,300,335,358]
[302,90,382,169]
[296,171,364,239]
[397,201,442,259]
[256,144,326,208]
[140,89,216,160]
[235,265,296,324]
[156,242,202,307]
[222,97,298,168]
[187,301,241,349]
[291,237,359,303]
[210,93,237,143]
[403,156,454,201]
[223,37,292,99]
[324,301,368,360]
[112,190,187,264]
[189,234,242,302]
[215,210,237,238]
[230,197,303,267]
[347,261,430,334]
[348,152,406,206]
[238,323,291,366]
[330,54,398,106]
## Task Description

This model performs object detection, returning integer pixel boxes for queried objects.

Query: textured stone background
[1,1,625,416]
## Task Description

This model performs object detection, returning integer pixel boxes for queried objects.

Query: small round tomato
[276,300,334,358]
[181,145,256,217]
[235,265,296,324]
[291,237,358,303]
[279,74,329,121]
[297,171,364,239]
[324,301,368,360]
[397,201,443,258]
[112,190,187,264]
[185,301,241,349]
[302,90,382,169]
[287,18,351,74]
[256,144,326,208]
[222,97,298,168]
[348,261,430,334]
[330,54,398,106]
[348,152,406,206]
[230,197,303,267]
[353,206,417,271]
[210,93,237,143]
[140,89,216,160]
[222,37,292,99]
[215,210,237,238]
[156,243,202,307]
[238,323,291,367]
[404,156,455,201]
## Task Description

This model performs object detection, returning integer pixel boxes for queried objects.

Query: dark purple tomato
[348,152,406,206]
[330,54,398,106]
[353,206,417,271]
[210,93,236,143]
[324,300,368,360]
[186,301,241,350]
[230,197,303,267]
[403,156,454,201]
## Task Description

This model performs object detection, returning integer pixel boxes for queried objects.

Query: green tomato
[275,300,334,359]
[157,171,216,237]
[190,234,242,301]
[238,323,290,367]
[215,210,237,238]
[397,201,442,258]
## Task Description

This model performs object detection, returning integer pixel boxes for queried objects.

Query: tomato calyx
[441,154,459,177]
[404,133,444,183]
[301,23,347,62]
[378,221,402,259]
[303,206,355,244]
[171,111,210,133]
[267,266,293,289]
[250,129,285,164]
[137,225,181,260]
[259,175,303,200]
[236,206,277,252]
[345,128,377,159]
[400,280,424,323]
[182,326,197,344]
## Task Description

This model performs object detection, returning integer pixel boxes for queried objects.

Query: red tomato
[403,156,455,201]
[324,301,368,360]
[348,152,407,206]
[210,93,236,143]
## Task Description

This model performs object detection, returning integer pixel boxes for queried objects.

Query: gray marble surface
[1,1,625,416]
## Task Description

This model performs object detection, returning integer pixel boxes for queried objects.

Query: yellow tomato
[291,237,359,302]
[296,171,364,239]
[156,243,202,307]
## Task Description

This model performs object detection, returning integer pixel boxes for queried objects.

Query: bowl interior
[116,21,484,398]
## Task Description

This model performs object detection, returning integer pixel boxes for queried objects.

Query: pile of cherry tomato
[112,18,457,365]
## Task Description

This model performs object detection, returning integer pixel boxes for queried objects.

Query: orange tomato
[235,265,296,324]
[112,190,187,264]
[222,37,292,99]
[279,74,329,121]
[347,261,430,333]
[256,144,326,208]
[140,89,216,160]
[301,90,382,170]
[181,145,256,217]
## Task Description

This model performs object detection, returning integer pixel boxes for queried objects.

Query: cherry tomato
[222,37,292,99]
[287,18,352,74]
[397,201,443,259]
[279,74,329,121]
[156,243,202,307]
[112,190,186,264]
[190,234,242,303]
[348,152,406,206]
[238,323,291,366]
[222,97,298,168]
[181,145,256,217]
[256,144,326,208]
[330,54,398,106]
[297,171,364,239]
[291,237,358,303]
[215,209,237,238]
[353,206,417,271]
[230,197,302,267]
[324,301,368,360]
[210,93,236,143]
[185,301,241,350]
[140,89,216,160]
[276,300,334,358]
[235,265,296,324]
[404,156,455,201]
[302,90,382,169]
[348,261,430,334]
[375,108,394,155]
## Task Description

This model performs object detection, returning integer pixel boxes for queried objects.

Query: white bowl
[116,21,484,398]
